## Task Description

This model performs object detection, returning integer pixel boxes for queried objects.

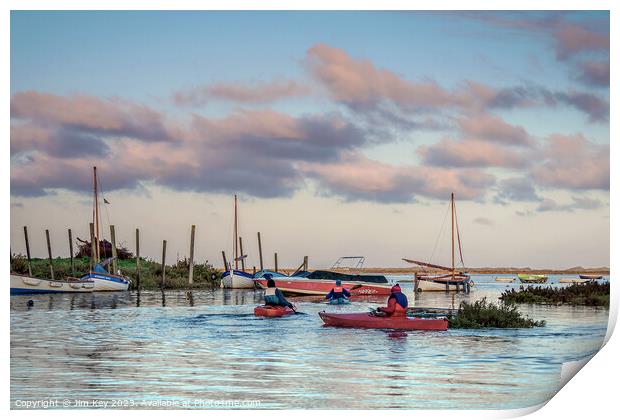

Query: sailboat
[79,166,131,291]
[221,195,255,289]
[403,193,473,292]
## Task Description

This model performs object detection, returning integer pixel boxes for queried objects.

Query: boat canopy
[253,270,288,279]
[93,263,109,274]
[307,270,388,284]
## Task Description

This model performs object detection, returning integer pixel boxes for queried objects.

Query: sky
[10,11,610,269]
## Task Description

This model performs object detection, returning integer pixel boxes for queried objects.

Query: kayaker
[377,284,408,317]
[263,275,295,309]
[326,279,351,303]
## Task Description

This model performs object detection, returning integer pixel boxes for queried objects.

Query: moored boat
[404,193,473,293]
[517,274,548,283]
[319,311,448,331]
[221,270,255,289]
[578,274,603,280]
[254,305,295,317]
[254,270,392,296]
[80,261,131,291]
[79,167,131,292]
[10,274,95,295]
[559,278,590,284]
[221,195,255,289]
[495,277,515,282]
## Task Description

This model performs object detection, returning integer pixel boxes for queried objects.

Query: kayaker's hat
[336,280,342,286]
[391,284,401,293]
[267,279,276,288]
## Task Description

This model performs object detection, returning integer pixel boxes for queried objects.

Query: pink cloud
[457,113,532,146]
[577,60,610,87]
[532,133,609,190]
[301,152,495,202]
[554,23,609,60]
[11,91,176,141]
[306,43,455,111]
[419,139,527,168]
[174,79,311,106]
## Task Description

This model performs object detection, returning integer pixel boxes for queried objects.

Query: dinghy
[517,274,548,283]
[10,274,95,295]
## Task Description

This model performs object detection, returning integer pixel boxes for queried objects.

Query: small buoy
[27,300,34,307]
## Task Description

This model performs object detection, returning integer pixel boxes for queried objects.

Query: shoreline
[279,267,610,276]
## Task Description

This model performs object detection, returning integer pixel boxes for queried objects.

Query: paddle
[289,305,306,315]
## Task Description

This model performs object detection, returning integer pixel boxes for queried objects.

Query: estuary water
[10,275,609,409]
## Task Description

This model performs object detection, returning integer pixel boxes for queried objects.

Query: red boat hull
[319,311,448,331]
[254,278,392,296]
[254,305,295,317]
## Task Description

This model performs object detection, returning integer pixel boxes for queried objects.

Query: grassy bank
[10,255,222,290]
[449,298,546,329]
[499,283,610,307]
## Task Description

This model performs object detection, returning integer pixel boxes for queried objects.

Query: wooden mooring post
[274,252,278,272]
[239,236,245,271]
[68,228,75,277]
[303,256,308,271]
[110,225,118,275]
[45,229,54,280]
[188,225,195,287]
[135,228,141,290]
[257,232,263,271]
[221,251,228,271]
[23,226,32,277]
[161,240,167,289]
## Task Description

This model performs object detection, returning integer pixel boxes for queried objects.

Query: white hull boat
[10,274,95,295]
[220,270,255,289]
[415,279,468,292]
[81,271,131,291]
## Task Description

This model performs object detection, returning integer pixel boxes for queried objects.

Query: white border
[4,1,617,419]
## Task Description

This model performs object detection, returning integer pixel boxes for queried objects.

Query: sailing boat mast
[451,192,455,280]
[234,194,239,270]
[93,166,100,263]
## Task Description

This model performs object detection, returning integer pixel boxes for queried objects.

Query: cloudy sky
[10,11,609,269]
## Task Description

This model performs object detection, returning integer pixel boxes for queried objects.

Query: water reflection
[10,275,609,409]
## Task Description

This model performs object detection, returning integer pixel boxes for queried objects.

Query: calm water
[10,274,609,409]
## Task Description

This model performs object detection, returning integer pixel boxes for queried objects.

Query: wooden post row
[23,226,32,277]
[45,229,54,280]
[188,225,195,287]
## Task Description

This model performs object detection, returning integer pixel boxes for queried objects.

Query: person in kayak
[263,274,295,309]
[326,279,351,303]
[377,284,408,317]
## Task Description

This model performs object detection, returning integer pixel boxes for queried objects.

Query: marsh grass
[10,254,221,290]
[449,297,545,329]
[499,283,610,307]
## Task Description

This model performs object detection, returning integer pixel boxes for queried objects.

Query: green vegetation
[448,298,545,329]
[499,283,610,307]
[10,254,222,290]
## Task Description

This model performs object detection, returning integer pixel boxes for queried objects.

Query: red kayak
[254,305,295,317]
[319,311,448,331]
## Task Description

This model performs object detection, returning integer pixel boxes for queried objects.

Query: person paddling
[326,279,351,304]
[263,274,295,310]
[377,284,408,317]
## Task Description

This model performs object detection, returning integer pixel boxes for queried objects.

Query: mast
[93,166,100,263]
[234,194,239,270]
[451,192,455,280]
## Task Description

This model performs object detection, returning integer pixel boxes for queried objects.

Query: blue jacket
[264,287,293,308]
[326,287,351,300]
